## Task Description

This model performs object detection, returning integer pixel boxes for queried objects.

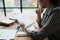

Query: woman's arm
[28,9,60,40]
[36,8,43,28]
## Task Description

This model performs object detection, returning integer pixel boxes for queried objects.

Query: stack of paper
[11,13,35,28]
[0,18,15,24]
[0,29,17,40]
[11,13,36,36]
[0,18,15,26]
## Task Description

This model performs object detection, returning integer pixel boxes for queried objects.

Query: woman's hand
[36,8,41,23]
[36,8,43,14]
[20,22,32,33]
[20,22,25,29]
[20,22,39,31]
[36,8,44,27]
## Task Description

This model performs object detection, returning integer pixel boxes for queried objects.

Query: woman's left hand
[20,22,25,29]
[20,22,40,32]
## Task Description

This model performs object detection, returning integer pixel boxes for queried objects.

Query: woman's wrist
[23,27,30,33]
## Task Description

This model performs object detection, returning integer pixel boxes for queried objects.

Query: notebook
[0,29,17,40]
[11,13,35,36]
[11,13,35,28]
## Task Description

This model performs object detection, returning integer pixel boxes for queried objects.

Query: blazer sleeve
[28,9,60,40]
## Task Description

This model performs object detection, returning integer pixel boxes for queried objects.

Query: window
[0,9,4,18]
[5,0,20,7]
[22,0,37,7]
[22,0,37,18]
[0,0,4,18]
[0,0,37,17]
[0,0,3,7]
[4,0,21,16]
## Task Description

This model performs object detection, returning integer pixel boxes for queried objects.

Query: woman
[20,0,60,40]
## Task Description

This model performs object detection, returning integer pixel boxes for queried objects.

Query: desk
[0,13,38,40]
[0,22,48,40]
[0,22,33,40]
[0,15,48,40]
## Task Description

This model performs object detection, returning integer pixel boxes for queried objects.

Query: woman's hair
[49,0,60,6]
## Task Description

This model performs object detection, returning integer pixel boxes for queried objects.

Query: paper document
[11,13,35,28]
[17,25,35,36]
[0,29,17,40]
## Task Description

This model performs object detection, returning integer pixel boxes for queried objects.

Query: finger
[20,22,25,27]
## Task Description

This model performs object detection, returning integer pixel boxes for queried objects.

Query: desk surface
[0,22,48,40]
[0,23,18,29]
[0,23,33,40]
[0,14,38,40]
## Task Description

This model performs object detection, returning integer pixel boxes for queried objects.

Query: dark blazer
[29,6,60,40]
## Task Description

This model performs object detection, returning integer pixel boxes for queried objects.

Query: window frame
[0,0,38,16]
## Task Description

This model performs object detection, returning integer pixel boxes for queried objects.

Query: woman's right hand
[36,8,43,15]
[36,8,43,22]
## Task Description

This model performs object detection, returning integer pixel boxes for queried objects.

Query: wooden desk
[0,14,38,40]
[0,23,33,40]
[0,15,48,40]
[0,23,17,29]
